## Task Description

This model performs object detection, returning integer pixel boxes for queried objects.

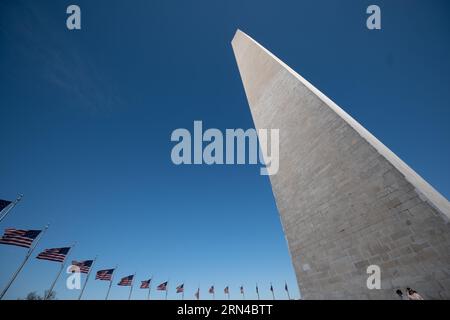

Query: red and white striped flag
[0,228,41,248]
[140,279,151,289]
[176,283,184,293]
[118,274,134,286]
[71,260,93,274]
[157,281,168,291]
[36,247,70,262]
[96,268,115,281]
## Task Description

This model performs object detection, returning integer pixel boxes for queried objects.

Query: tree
[24,292,41,300]
[21,290,56,300]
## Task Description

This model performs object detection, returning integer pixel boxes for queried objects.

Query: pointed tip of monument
[231,29,258,54]
[231,28,450,220]
[234,28,243,35]
[232,29,241,42]
[232,29,249,44]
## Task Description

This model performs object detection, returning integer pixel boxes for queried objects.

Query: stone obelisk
[232,29,450,299]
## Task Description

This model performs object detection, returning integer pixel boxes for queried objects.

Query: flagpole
[0,194,23,224]
[271,283,275,300]
[45,260,65,300]
[0,224,48,300]
[256,283,260,300]
[165,280,169,300]
[182,281,184,300]
[285,282,291,300]
[196,283,200,300]
[78,255,97,300]
[45,242,75,300]
[105,265,117,300]
[105,278,113,300]
[147,275,153,300]
[128,273,135,300]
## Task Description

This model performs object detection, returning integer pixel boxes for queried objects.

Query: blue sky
[1,0,449,300]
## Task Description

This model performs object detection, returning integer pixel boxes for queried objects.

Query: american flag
[240,286,244,294]
[224,286,229,294]
[194,288,200,300]
[70,260,93,273]
[270,284,274,292]
[96,268,115,281]
[285,282,289,291]
[36,247,70,262]
[176,283,184,293]
[118,274,134,286]
[0,228,41,248]
[209,285,214,294]
[140,279,151,289]
[256,285,259,293]
[0,199,12,212]
[157,281,168,291]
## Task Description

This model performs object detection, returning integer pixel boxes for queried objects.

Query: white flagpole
[270,283,275,300]
[0,194,23,224]
[78,255,97,300]
[182,285,184,300]
[0,224,48,300]
[181,281,185,300]
[256,283,260,300]
[285,282,291,300]
[165,280,169,300]
[45,243,75,300]
[105,265,117,300]
[147,275,153,300]
[195,284,200,300]
[128,273,136,300]
[239,286,244,299]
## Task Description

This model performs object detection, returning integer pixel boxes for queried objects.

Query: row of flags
[0,197,293,300]
[92,271,288,300]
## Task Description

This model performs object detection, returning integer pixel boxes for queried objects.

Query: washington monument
[232,30,450,299]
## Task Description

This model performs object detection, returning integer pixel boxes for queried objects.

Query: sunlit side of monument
[232,29,450,299]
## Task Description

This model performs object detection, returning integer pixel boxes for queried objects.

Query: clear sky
[1,0,449,300]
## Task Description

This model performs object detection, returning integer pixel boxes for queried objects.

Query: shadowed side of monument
[231,29,450,300]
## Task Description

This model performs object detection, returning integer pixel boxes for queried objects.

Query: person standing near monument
[395,289,406,300]
[406,288,424,300]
